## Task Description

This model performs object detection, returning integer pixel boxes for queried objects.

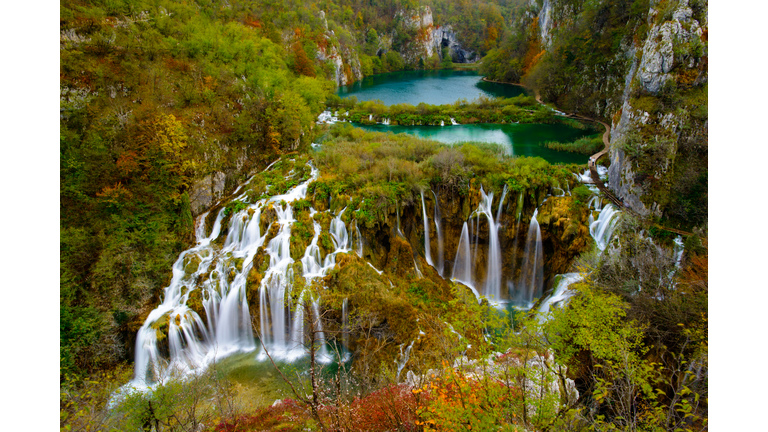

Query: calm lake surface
[337,70,592,164]
[358,123,593,164]
[338,70,528,106]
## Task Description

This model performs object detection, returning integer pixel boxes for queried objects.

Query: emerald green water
[338,70,527,106]
[338,70,592,164]
[357,123,593,165]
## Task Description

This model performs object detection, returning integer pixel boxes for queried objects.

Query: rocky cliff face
[316,11,363,86]
[607,0,707,218]
[433,25,478,63]
[518,0,707,222]
[395,6,477,64]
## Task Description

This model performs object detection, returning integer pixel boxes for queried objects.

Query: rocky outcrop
[432,26,477,63]
[315,11,363,86]
[608,0,707,217]
[189,171,227,216]
[394,6,477,64]
[637,5,703,94]
[317,36,363,86]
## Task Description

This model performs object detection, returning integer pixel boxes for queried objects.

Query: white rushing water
[431,190,445,276]
[353,220,364,257]
[420,191,433,268]
[590,203,620,251]
[537,273,583,321]
[451,222,477,298]
[477,188,503,303]
[128,161,356,390]
[518,209,543,307]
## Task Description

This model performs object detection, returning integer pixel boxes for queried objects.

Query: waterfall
[431,190,445,276]
[195,211,210,241]
[518,209,543,306]
[311,298,330,363]
[300,218,324,280]
[395,202,404,237]
[395,340,416,381]
[673,235,684,267]
[330,208,350,252]
[450,117,459,125]
[420,191,433,267]
[353,220,363,257]
[413,258,424,279]
[451,222,473,286]
[342,298,349,350]
[537,273,583,321]
[477,188,502,302]
[368,114,373,121]
[440,120,445,126]
[258,202,297,353]
[451,222,479,300]
[472,214,480,276]
[496,184,509,222]
[129,161,362,389]
[589,203,620,251]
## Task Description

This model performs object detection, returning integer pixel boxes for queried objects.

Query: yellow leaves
[151,114,188,156]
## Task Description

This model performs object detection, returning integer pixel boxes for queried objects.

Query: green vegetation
[60,1,708,431]
[311,123,580,227]
[60,0,333,379]
[540,134,604,154]
[334,94,559,126]
[481,0,654,118]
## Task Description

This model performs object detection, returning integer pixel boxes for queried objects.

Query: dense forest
[59,0,709,431]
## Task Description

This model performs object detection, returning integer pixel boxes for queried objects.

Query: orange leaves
[243,16,262,28]
[415,367,514,431]
[96,182,133,206]
[116,151,140,176]
[292,41,316,77]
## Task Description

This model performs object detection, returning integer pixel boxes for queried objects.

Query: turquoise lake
[337,70,528,105]
[337,70,593,165]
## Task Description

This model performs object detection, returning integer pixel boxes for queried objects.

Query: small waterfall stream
[590,203,620,251]
[477,188,503,302]
[420,191,433,267]
[518,209,543,306]
[431,190,445,276]
[451,222,478,298]
[536,193,623,320]
[537,273,583,321]
[353,220,363,257]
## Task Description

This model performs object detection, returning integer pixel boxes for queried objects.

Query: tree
[440,47,453,69]
[292,41,316,77]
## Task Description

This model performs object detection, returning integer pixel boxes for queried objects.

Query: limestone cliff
[393,6,477,64]
[607,0,707,219]
[507,0,707,224]
[316,11,364,86]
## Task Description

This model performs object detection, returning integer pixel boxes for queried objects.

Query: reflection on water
[357,123,594,165]
[338,70,528,106]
